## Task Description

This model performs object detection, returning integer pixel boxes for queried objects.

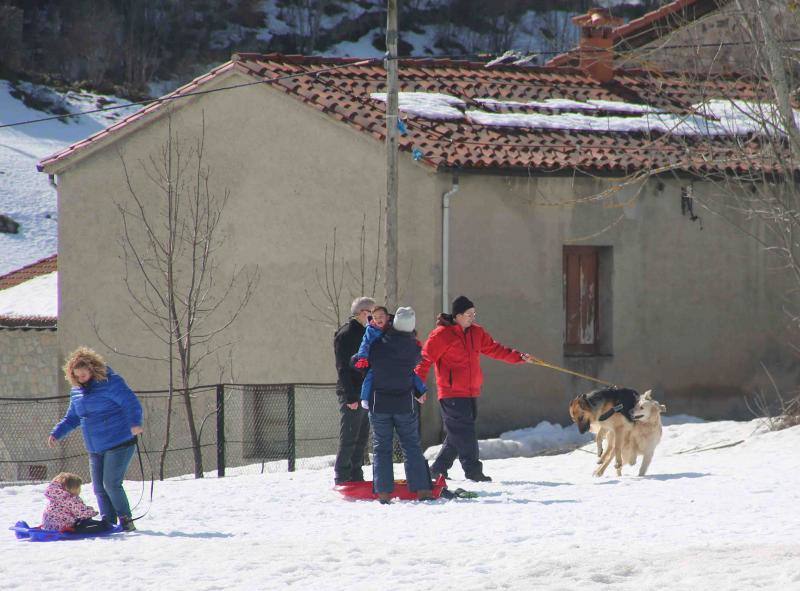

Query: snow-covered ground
[2,417,798,590]
[0,80,137,277]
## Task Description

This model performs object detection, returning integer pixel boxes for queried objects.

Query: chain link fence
[0,383,345,485]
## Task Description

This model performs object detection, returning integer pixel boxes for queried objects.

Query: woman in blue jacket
[48,347,143,531]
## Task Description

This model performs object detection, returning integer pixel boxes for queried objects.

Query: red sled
[334,475,447,501]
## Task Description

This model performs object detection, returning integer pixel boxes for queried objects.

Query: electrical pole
[384,0,399,310]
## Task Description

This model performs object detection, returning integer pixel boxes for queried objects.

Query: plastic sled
[334,475,447,501]
[10,520,124,542]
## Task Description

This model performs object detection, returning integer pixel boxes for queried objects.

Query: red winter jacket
[415,315,524,399]
[41,481,98,531]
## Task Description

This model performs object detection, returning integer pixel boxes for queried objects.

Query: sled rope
[525,357,617,387]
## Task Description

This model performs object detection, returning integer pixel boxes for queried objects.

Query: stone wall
[0,329,59,397]
[0,329,65,483]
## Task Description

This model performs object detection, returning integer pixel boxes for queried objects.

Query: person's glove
[354,358,369,369]
[360,400,369,410]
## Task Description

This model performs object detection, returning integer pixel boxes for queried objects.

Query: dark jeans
[88,440,136,524]
[370,408,430,494]
[431,397,483,478]
[74,518,112,533]
[334,401,370,484]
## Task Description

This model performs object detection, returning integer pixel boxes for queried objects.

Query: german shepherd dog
[569,387,641,477]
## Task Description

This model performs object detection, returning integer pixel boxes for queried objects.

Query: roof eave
[37,62,245,176]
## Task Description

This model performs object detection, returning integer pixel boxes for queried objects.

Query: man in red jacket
[416,295,533,482]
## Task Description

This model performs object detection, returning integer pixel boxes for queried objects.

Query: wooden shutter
[564,246,599,355]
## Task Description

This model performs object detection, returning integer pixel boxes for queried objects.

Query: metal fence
[0,383,345,485]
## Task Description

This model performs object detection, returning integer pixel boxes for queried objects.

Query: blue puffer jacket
[51,368,144,453]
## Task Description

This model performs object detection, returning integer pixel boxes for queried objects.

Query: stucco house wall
[50,69,443,456]
[444,172,794,436]
[46,64,798,451]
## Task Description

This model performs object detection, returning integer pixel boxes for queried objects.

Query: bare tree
[582,0,800,421]
[107,112,259,478]
[304,206,383,328]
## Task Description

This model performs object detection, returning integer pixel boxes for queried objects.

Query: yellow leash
[525,357,617,388]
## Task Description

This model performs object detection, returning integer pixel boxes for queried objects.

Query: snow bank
[2,419,799,589]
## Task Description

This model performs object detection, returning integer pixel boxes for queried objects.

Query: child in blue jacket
[353,307,427,408]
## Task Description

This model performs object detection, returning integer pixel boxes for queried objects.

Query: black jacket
[334,318,366,403]
[369,329,422,395]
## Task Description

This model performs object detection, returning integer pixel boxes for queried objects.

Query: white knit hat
[393,307,416,333]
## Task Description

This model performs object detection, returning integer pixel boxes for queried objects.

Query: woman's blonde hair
[63,346,108,387]
[52,472,83,493]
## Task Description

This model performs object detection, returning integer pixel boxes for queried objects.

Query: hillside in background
[0,0,655,99]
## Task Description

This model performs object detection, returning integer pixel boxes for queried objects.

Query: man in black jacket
[333,296,375,484]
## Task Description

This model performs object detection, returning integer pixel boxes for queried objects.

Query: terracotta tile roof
[0,255,57,329]
[0,316,57,330]
[39,53,776,176]
[546,0,732,67]
[0,254,57,291]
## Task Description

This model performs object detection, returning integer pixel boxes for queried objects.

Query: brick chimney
[573,8,623,83]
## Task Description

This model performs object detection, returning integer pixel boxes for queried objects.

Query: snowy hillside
[0,81,138,276]
[2,418,799,589]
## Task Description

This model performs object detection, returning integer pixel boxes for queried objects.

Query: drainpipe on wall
[441,175,460,313]
[48,174,57,188]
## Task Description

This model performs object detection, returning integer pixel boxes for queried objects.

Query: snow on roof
[475,97,665,114]
[370,92,465,120]
[373,91,800,136]
[0,271,57,319]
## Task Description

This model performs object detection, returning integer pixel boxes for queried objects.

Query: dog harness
[583,387,641,422]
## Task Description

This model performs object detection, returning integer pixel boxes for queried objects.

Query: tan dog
[569,387,641,477]
[621,391,666,476]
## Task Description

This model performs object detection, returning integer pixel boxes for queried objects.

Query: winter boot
[119,516,136,532]
[377,492,392,505]
[466,473,492,482]
[417,490,436,501]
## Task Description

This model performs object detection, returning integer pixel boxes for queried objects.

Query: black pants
[74,518,113,533]
[430,397,483,478]
[334,401,370,484]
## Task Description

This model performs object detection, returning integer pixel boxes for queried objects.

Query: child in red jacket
[42,472,112,533]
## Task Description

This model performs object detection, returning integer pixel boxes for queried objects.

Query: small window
[563,246,612,356]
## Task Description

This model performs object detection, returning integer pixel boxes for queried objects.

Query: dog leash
[525,357,618,387]
[130,435,155,522]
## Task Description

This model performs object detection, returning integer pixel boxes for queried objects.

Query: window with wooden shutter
[563,246,601,356]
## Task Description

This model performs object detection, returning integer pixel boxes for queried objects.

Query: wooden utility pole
[384,0,399,309]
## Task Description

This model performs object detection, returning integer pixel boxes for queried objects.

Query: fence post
[287,384,296,472]
[216,384,225,478]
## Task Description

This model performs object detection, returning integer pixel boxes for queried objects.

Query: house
[37,5,798,447]
[0,253,58,393]
[0,254,61,481]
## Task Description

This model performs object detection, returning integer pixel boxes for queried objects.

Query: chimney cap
[572,8,623,29]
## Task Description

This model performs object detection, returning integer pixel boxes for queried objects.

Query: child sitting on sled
[352,306,427,408]
[42,472,112,533]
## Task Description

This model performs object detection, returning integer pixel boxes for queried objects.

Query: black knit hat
[451,295,475,317]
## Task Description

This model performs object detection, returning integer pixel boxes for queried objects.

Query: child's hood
[44,481,74,502]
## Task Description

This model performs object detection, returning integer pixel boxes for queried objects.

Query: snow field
[1,419,798,590]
